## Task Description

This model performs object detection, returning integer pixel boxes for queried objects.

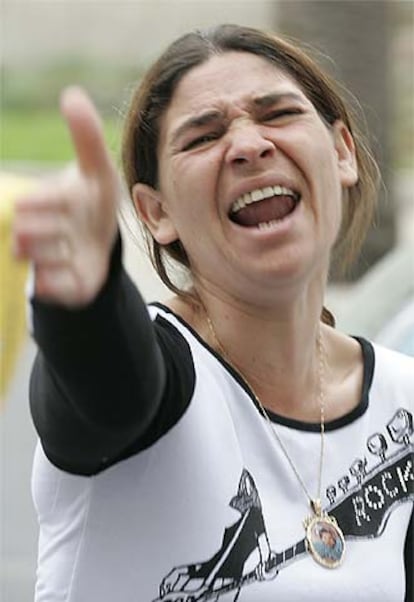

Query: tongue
[231,195,296,227]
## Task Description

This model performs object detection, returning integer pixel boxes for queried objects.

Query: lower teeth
[257,220,280,230]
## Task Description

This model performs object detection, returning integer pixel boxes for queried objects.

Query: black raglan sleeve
[29,235,195,475]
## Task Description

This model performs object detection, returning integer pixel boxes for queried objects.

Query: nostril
[231,148,272,165]
[226,133,275,165]
[260,147,273,158]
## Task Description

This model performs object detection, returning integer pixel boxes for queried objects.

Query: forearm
[29,235,167,473]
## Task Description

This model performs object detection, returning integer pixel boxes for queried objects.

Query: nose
[225,122,275,167]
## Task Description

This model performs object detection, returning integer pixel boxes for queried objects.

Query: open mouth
[229,185,300,229]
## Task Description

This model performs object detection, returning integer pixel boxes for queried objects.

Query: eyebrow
[170,110,224,147]
[170,92,306,147]
[252,91,306,108]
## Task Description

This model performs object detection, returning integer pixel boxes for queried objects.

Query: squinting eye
[182,133,219,151]
[263,108,303,122]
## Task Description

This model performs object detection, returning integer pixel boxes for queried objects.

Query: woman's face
[321,531,336,548]
[135,51,357,306]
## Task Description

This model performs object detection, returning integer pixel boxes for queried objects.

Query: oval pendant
[305,514,345,568]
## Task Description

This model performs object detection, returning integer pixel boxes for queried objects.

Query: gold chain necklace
[205,311,345,569]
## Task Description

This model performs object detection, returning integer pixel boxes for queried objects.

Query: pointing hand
[12,87,120,307]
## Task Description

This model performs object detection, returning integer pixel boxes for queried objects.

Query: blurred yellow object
[0,173,33,402]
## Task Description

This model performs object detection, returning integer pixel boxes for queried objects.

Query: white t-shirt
[32,305,413,602]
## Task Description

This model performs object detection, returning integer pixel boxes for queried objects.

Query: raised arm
[12,90,191,475]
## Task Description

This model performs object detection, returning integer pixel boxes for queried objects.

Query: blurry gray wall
[2,1,275,67]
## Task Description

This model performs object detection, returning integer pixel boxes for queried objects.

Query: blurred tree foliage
[391,4,414,170]
[277,0,413,279]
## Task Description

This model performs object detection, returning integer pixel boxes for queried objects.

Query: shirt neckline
[151,302,375,432]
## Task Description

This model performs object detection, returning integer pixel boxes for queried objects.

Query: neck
[190,282,326,421]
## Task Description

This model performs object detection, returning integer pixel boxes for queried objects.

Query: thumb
[60,86,113,178]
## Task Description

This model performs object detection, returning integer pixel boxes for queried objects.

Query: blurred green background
[1,1,413,170]
[1,61,140,162]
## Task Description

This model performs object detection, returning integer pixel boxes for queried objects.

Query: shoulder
[148,302,235,390]
[148,302,196,369]
[372,341,414,380]
[367,342,414,416]
[148,301,208,360]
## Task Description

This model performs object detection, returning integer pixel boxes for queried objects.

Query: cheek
[166,155,220,210]
[325,188,344,248]
[309,149,344,244]
[159,158,179,199]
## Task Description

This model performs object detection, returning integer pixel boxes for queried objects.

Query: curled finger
[21,236,72,266]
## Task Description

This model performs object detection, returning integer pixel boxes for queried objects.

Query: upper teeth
[231,185,298,214]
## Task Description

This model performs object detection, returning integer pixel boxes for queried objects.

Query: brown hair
[122,24,379,323]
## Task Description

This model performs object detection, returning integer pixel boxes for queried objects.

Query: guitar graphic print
[153,408,413,602]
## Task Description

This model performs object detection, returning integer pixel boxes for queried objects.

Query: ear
[132,183,178,245]
[332,121,358,188]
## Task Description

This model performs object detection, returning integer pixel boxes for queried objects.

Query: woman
[13,24,413,601]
